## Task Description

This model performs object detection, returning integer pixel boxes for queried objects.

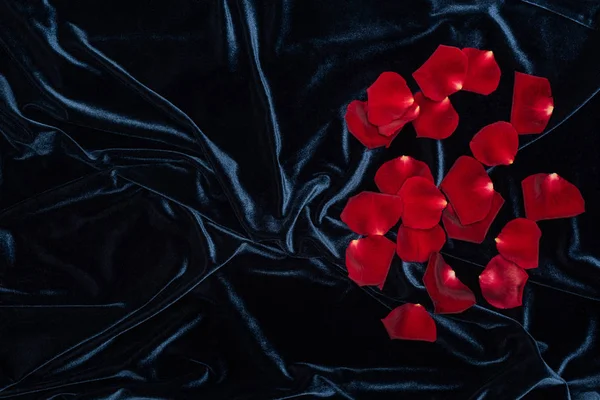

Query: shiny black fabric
[0,1,599,399]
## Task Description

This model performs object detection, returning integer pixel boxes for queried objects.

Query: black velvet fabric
[0,1,599,399]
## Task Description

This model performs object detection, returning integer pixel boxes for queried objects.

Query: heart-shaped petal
[374,155,434,195]
[496,218,541,269]
[469,122,519,166]
[381,304,437,342]
[522,173,585,221]
[511,72,554,134]
[423,252,476,314]
[345,100,394,149]
[440,156,495,225]
[398,177,447,229]
[442,191,505,244]
[412,93,459,139]
[341,191,404,235]
[367,72,415,126]
[346,236,396,287]
[377,102,420,137]
[462,48,501,95]
[413,45,468,101]
[479,255,528,309]
[396,225,446,262]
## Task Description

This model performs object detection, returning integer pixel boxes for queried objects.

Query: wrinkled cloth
[0,1,599,399]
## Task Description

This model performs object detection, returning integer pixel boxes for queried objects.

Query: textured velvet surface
[0,1,599,399]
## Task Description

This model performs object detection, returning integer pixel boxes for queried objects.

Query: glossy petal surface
[423,252,476,314]
[442,191,504,243]
[412,93,459,139]
[480,255,529,309]
[511,72,554,134]
[396,225,446,262]
[413,45,468,101]
[341,191,403,235]
[381,304,437,342]
[470,122,519,166]
[462,48,501,95]
[374,155,434,195]
[440,156,494,225]
[399,177,447,229]
[367,72,415,126]
[345,100,393,149]
[345,236,396,287]
[522,173,585,221]
[496,218,541,269]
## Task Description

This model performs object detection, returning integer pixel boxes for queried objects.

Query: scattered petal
[522,173,585,221]
[479,255,529,309]
[469,122,519,166]
[367,72,415,126]
[412,93,459,139]
[413,45,468,101]
[378,103,420,137]
[341,191,404,235]
[423,252,476,314]
[496,218,541,269]
[440,156,494,225]
[345,100,394,149]
[346,236,396,287]
[442,191,505,244]
[374,155,434,195]
[399,177,447,229]
[511,72,554,134]
[462,48,501,95]
[381,304,437,342]
[396,225,446,262]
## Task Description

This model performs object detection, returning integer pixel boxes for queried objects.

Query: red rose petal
[346,236,396,287]
[479,255,529,309]
[461,48,501,95]
[496,218,541,269]
[367,72,415,126]
[381,303,437,342]
[440,156,495,225]
[398,177,447,229]
[412,93,459,139]
[378,102,420,137]
[396,225,446,262]
[442,191,505,244]
[341,191,404,236]
[423,252,476,314]
[511,72,554,134]
[374,155,434,195]
[469,122,519,166]
[413,45,468,101]
[345,100,393,149]
[522,173,585,221]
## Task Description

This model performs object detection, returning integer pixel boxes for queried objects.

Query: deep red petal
[423,252,476,314]
[511,72,554,134]
[346,236,396,287]
[374,155,434,195]
[479,255,529,309]
[461,48,501,95]
[381,304,437,342]
[440,156,495,225]
[378,103,420,137]
[367,72,415,126]
[412,93,459,139]
[398,177,447,229]
[469,122,519,166]
[496,218,541,269]
[413,45,468,101]
[442,191,505,244]
[522,173,585,221]
[345,100,393,149]
[396,225,446,262]
[341,191,403,235]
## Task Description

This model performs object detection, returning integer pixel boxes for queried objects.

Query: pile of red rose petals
[341,45,586,342]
